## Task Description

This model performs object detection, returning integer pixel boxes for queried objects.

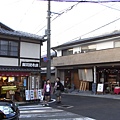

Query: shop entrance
[97,68,120,94]
[0,71,29,101]
[0,76,28,101]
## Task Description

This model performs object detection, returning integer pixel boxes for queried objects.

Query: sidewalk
[63,89,120,100]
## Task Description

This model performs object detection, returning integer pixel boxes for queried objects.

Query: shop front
[0,66,41,102]
[97,67,120,94]
[0,71,29,101]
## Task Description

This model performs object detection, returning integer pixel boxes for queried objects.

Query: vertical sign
[31,77,34,89]
[34,89,38,99]
[30,90,34,100]
[38,89,42,99]
[25,90,30,101]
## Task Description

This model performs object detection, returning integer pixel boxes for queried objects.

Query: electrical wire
[32,19,47,33]
[99,3,120,12]
[1,0,23,5]
[16,0,36,29]
[53,3,116,39]
[52,2,79,21]
[36,2,79,34]
[69,15,120,41]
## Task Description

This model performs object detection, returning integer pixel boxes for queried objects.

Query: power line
[16,0,36,29]
[52,2,79,21]
[69,15,120,41]
[1,0,23,5]
[36,2,79,34]
[32,19,47,33]
[99,3,120,12]
[53,3,116,38]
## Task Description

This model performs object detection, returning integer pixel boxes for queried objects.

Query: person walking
[54,77,62,104]
[43,79,51,106]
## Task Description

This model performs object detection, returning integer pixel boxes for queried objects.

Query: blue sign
[24,79,27,87]
[43,57,48,62]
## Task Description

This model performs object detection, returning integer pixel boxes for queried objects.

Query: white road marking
[19,105,96,120]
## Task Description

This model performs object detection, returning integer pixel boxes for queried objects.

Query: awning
[0,72,30,77]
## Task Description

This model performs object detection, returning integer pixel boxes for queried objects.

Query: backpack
[60,82,64,92]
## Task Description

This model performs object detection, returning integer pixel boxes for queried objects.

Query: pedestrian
[54,77,62,104]
[43,79,51,106]
[42,80,46,106]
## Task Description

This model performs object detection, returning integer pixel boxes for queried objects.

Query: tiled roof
[0,66,41,72]
[0,22,44,41]
[0,28,43,40]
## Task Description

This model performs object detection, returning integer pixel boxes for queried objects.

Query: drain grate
[58,105,73,109]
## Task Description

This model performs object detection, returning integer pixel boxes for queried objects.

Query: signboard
[97,83,104,93]
[34,89,38,99]
[21,62,39,68]
[43,57,48,62]
[38,89,42,99]
[1,86,17,94]
[25,90,30,100]
[24,78,27,87]
[30,90,34,100]
[31,77,34,89]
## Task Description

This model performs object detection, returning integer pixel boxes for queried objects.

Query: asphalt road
[51,94,120,120]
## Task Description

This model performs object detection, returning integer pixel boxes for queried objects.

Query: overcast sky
[1,0,120,54]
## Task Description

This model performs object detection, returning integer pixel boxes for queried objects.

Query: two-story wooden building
[0,22,45,101]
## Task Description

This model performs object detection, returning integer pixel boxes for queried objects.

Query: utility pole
[47,0,51,79]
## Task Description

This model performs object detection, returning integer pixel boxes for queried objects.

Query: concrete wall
[53,47,120,66]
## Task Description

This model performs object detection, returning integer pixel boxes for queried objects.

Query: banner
[40,0,120,2]
[25,90,30,101]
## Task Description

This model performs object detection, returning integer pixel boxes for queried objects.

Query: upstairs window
[62,48,73,56]
[81,44,96,53]
[0,40,18,57]
[114,41,120,48]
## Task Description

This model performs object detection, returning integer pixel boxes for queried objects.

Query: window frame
[0,40,19,57]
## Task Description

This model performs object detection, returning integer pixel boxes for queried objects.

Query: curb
[62,92,120,100]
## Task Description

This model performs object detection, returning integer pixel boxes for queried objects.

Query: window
[62,48,73,56]
[0,40,18,57]
[114,41,120,48]
[88,44,96,52]
[81,44,96,53]
[81,46,88,53]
